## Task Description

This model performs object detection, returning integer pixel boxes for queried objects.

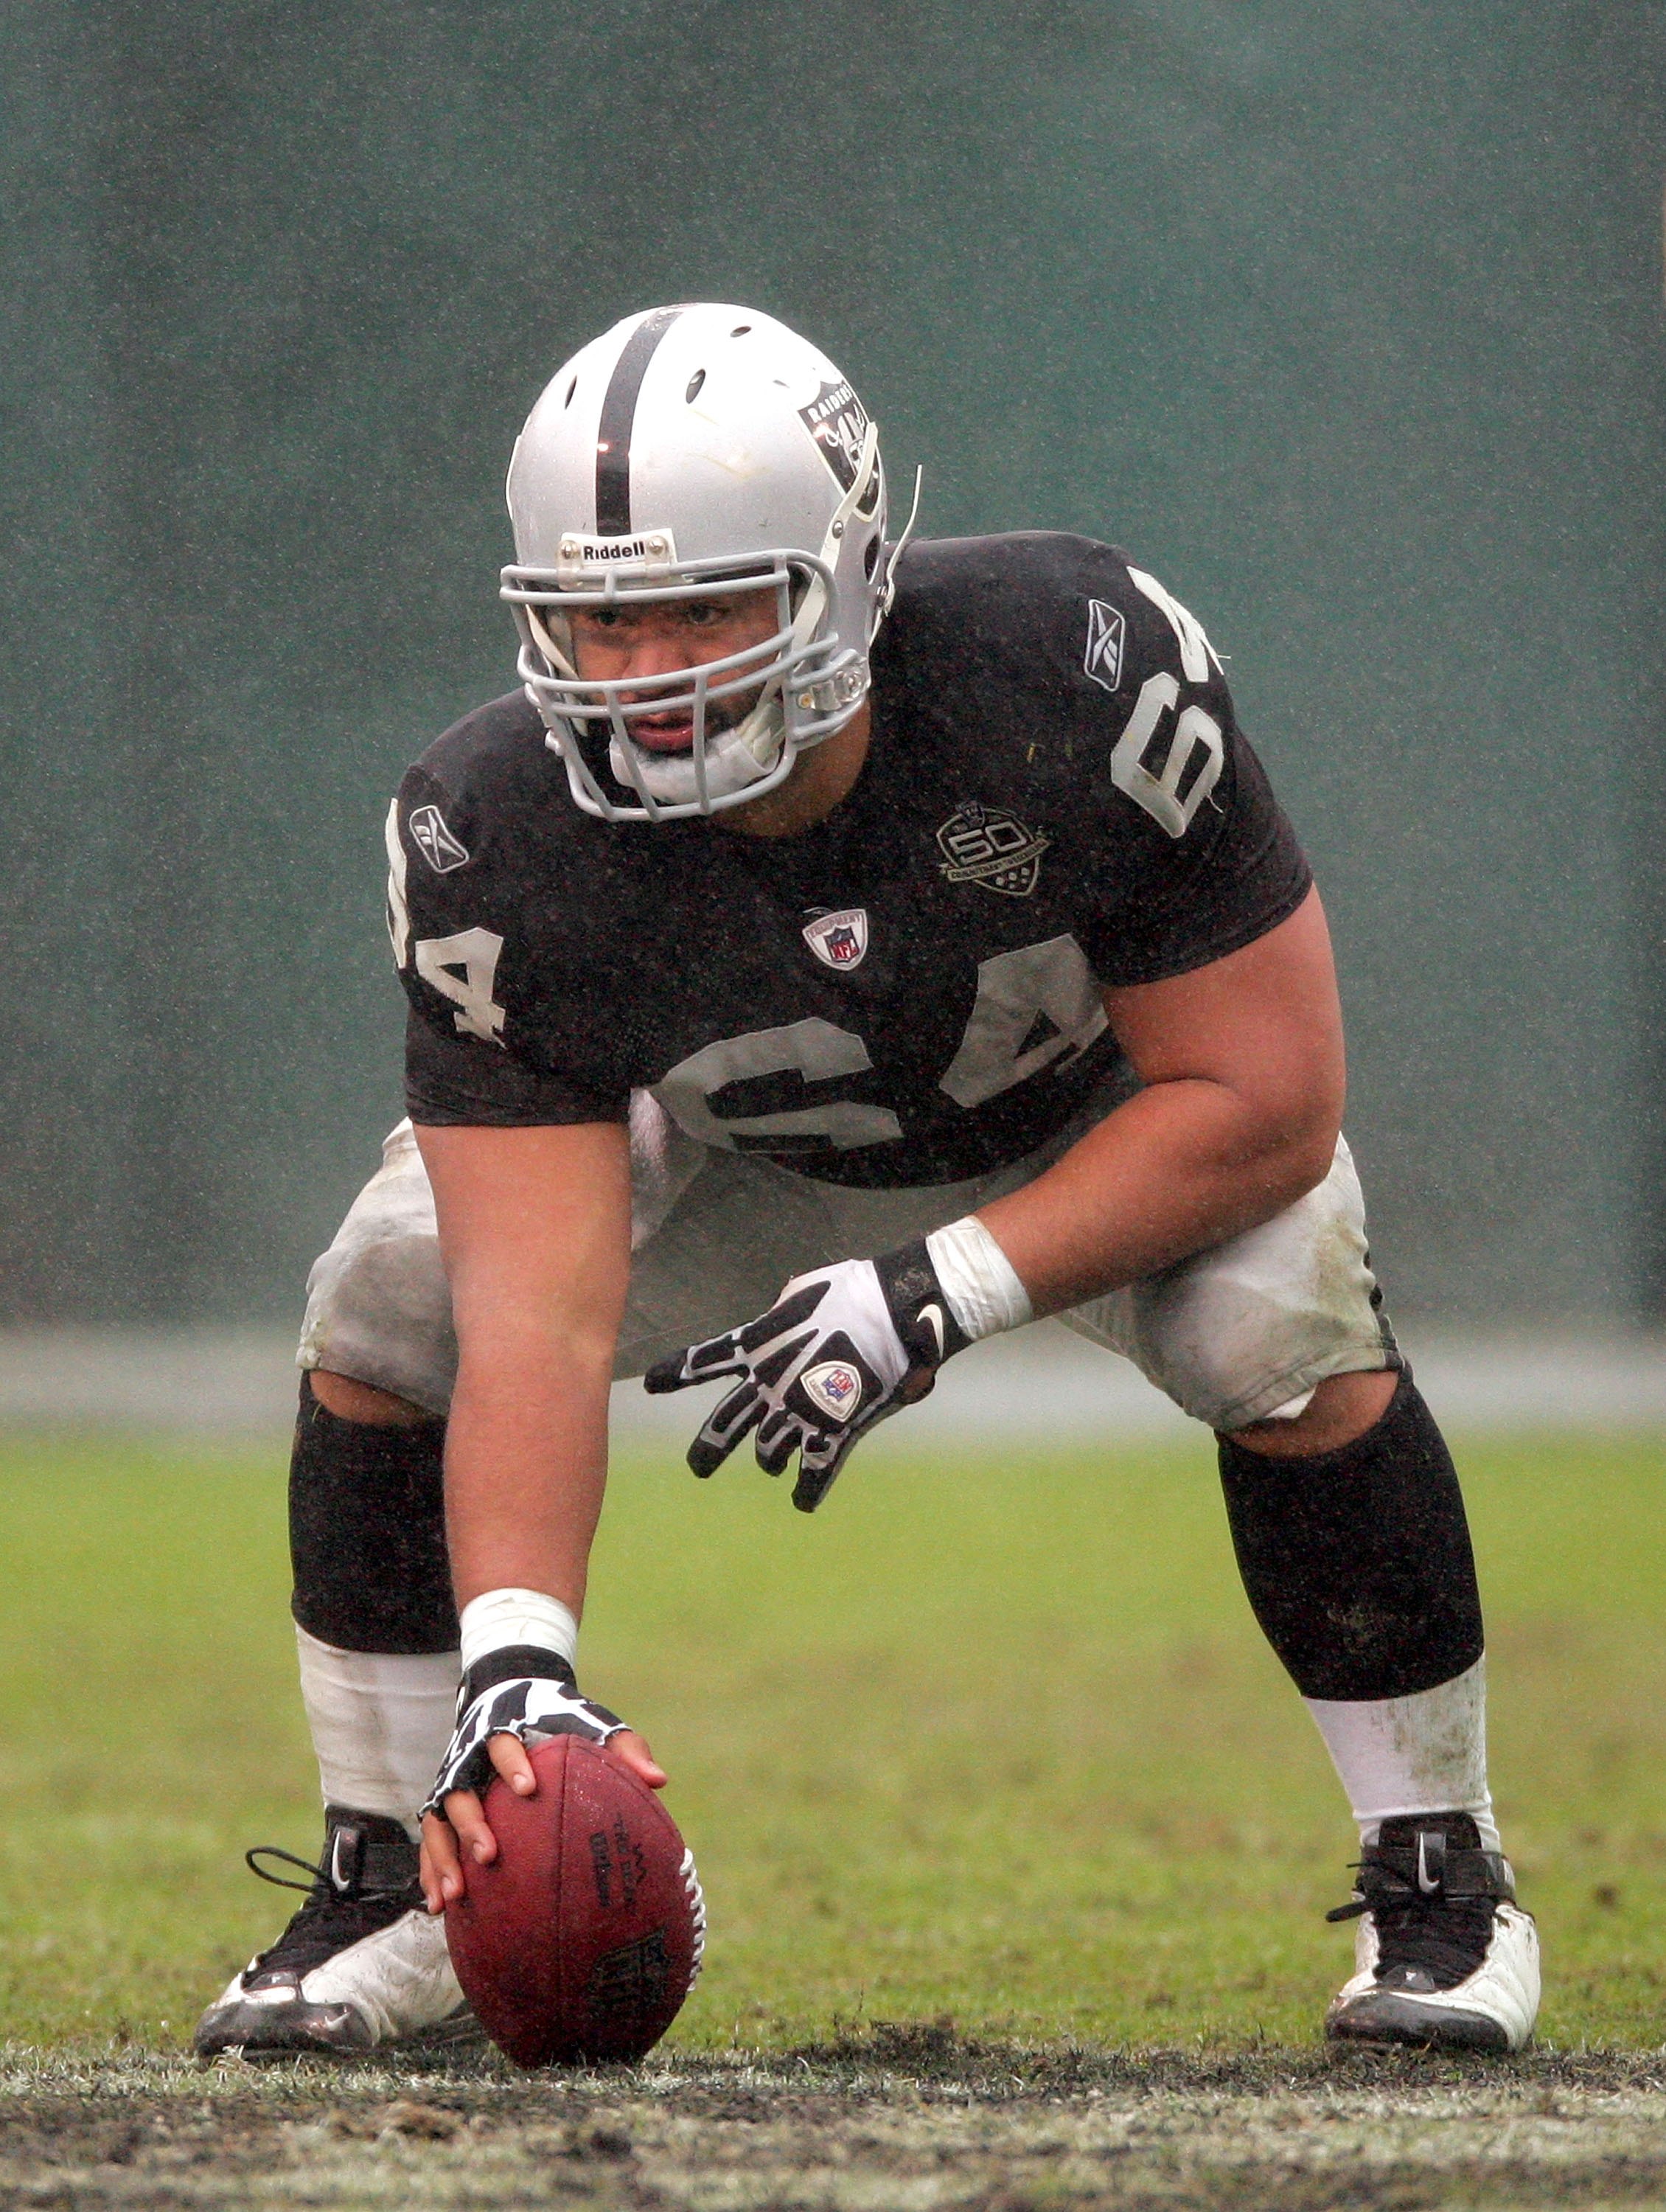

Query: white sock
[295,1625,459,1842]
[1303,1655,1501,1852]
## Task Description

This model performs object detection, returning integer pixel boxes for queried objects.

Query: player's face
[565,589,781,755]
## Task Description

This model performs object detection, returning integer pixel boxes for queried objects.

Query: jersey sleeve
[1060,546,1312,986]
[402,1006,621,1127]
[387,763,628,1128]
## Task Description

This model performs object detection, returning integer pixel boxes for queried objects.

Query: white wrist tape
[458,1587,579,1675]
[925,1215,1033,1343]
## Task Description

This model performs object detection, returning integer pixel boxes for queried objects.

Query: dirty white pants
[298,1097,1394,1433]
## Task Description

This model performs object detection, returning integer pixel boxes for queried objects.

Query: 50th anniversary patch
[935,802,1051,899]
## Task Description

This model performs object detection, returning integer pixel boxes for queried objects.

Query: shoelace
[1356,1891,1497,1987]
[240,1846,422,1983]
[1326,1834,1504,1992]
[246,1840,416,1911]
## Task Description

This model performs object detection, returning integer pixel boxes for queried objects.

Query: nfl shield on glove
[643,1236,977,1512]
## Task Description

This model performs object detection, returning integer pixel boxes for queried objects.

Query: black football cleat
[1325,1812,1539,2052]
[194,1806,478,2056]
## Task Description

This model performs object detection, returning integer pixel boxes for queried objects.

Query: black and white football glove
[643,1237,971,1512]
[421,1652,624,1821]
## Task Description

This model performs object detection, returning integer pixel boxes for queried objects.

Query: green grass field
[0,1419,1662,2057]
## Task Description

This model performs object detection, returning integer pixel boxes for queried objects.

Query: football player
[195,303,1538,2058]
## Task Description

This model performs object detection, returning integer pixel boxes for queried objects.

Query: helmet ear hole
[862,534,881,581]
[686,369,706,403]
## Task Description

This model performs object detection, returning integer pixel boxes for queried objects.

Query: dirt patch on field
[1,2031,1665,2209]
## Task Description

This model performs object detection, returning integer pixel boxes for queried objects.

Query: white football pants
[298,1093,1395,1431]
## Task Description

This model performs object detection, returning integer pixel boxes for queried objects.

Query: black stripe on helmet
[594,305,685,535]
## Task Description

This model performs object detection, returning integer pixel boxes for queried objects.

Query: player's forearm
[443,1321,616,1615]
[411,1120,632,1616]
[977,1074,1339,1317]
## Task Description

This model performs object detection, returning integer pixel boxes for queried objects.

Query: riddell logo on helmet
[557,530,678,569]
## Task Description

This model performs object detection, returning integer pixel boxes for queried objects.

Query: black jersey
[390,532,1311,1190]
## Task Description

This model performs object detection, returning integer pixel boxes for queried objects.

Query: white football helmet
[501,303,915,821]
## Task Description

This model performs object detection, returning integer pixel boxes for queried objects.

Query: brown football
[444,1734,704,2067]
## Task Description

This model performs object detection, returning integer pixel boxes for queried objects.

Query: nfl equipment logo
[801,907,870,971]
[800,1361,863,1422]
[1083,599,1126,694]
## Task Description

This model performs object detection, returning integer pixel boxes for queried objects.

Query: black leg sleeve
[1216,1370,1483,1701]
[288,1376,459,1654]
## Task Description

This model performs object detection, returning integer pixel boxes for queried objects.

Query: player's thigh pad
[1062,1135,1397,1431]
[298,1121,456,1414]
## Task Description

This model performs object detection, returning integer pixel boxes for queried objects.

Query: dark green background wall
[4,1,1662,1325]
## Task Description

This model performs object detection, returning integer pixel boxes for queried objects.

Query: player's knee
[1227,1367,1398,1458]
[289,1376,457,1655]
[310,1369,430,1427]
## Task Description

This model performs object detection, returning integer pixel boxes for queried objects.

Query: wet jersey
[389,532,1311,1190]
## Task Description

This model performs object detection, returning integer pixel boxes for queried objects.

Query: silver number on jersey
[1110,672,1224,838]
[385,799,411,967]
[414,928,508,1045]
[1126,567,1221,684]
[653,1019,904,1151]
[938,936,1108,1110]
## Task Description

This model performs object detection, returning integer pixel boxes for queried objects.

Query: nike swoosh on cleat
[919,1304,946,1361]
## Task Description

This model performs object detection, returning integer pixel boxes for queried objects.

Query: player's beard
[608,678,785,809]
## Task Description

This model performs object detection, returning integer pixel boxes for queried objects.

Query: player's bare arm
[979,886,1343,1311]
[416,591,872,1910]
[977,886,1395,1453]
[419,1121,628,1610]
[411,1120,664,1910]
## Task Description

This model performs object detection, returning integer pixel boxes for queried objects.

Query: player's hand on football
[420,1728,664,1910]
[419,1666,666,1910]
[643,1239,969,1512]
